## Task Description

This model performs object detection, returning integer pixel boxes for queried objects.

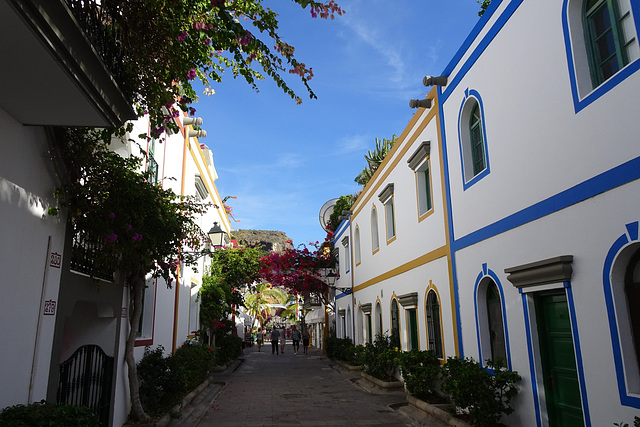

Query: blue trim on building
[441,0,525,104]
[334,220,350,242]
[438,86,464,357]
[453,156,640,252]
[521,293,543,427]
[473,264,512,370]
[562,0,640,113]
[603,224,640,408]
[565,282,592,426]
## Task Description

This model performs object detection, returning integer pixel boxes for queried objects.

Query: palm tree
[355,135,398,186]
[245,283,295,328]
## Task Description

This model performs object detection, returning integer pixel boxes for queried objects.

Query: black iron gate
[57,345,114,426]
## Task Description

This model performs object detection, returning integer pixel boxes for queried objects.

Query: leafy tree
[328,195,357,232]
[244,283,292,328]
[354,135,397,187]
[50,129,209,422]
[92,0,344,136]
[200,247,264,342]
[259,232,335,310]
[478,0,492,17]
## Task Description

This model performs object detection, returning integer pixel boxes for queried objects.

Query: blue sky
[197,0,483,247]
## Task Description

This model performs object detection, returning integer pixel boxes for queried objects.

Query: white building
[0,0,133,423]
[335,85,456,362]
[337,0,640,425]
[0,2,231,425]
[439,0,640,425]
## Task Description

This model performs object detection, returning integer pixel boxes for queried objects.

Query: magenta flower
[108,212,116,219]
[131,233,143,242]
[211,0,225,7]
[126,224,132,231]
[151,125,165,135]
[177,31,187,41]
[105,233,118,243]
[186,69,197,80]
[188,107,196,116]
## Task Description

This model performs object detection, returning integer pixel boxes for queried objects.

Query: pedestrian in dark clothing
[302,329,310,354]
[291,325,301,354]
[271,328,280,354]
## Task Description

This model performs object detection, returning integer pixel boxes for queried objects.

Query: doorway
[535,291,584,427]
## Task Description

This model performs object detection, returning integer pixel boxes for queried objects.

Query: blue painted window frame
[473,264,511,370]
[603,221,640,408]
[458,89,490,190]
[563,0,640,113]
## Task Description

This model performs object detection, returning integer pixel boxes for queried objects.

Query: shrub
[326,337,357,363]
[0,400,98,426]
[325,336,341,360]
[216,334,243,365]
[441,357,521,427]
[362,333,400,381]
[348,344,367,366]
[398,350,442,401]
[174,342,215,392]
[137,346,185,417]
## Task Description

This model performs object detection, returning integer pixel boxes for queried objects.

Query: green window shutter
[584,0,629,87]
[424,167,432,212]
[469,103,485,176]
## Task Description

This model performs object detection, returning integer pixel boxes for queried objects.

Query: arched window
[391,299,400,347]
[486,282,507,364]
[605,227,640,403]
[354,226,361,265]
[426,290,443,358]
[371,207,379,253]
[584,0,630,87]
[458,90,489,188]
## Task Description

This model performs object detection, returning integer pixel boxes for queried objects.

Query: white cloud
[336,133,370,154]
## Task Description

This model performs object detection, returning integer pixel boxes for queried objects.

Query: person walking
[302,328,310,354]
[291,325,301,354]
[271,328,280,354]
[280,326,287,354]
[256,328,263,352]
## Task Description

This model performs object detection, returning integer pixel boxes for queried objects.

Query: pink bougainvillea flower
[177,30,187,41]
[186,68,197,80]
[109,212,116,219]
[105,233,118,243]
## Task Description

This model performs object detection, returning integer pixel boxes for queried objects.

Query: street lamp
[207,222,229,248]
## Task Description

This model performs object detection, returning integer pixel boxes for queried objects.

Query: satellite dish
[319,198,339,232]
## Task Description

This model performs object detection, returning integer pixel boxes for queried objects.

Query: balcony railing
[64,0,132,99]
[71,229,115,282]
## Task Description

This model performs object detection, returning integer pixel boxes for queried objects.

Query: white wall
[0,108,66,407]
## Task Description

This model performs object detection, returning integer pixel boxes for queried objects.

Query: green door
[535,291,584,427]
[408,309,419,350]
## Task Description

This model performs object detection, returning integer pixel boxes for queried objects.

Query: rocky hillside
[231,229,293,254]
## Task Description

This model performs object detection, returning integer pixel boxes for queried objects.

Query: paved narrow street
[194,341,448,427]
